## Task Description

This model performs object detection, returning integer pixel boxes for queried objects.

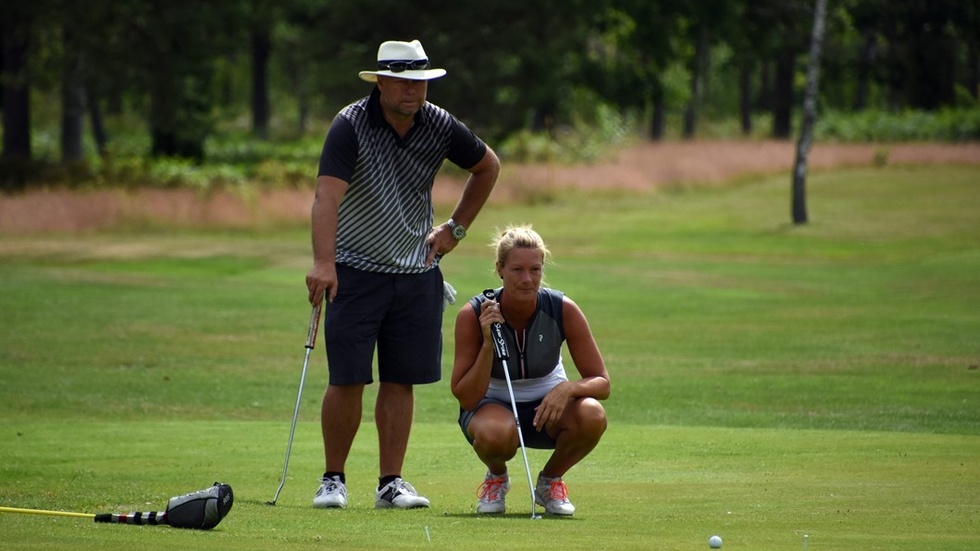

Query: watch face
[452,224,467,240]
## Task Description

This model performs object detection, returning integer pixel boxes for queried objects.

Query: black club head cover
[165,482,234,530]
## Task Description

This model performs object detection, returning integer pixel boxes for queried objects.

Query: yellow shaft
[0,506,95,519]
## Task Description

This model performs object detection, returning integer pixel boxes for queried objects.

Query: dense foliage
[1,0,978,190]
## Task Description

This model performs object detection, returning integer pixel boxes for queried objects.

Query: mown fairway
[1,165,978,550]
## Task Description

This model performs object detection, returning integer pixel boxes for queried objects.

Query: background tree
[131,2,246,158]
[301,0,604,140]
[792,0,829,225]
[273,0,327,135]
[1,1,35,167]
[247,0,280,140]
[769,3,810,139]
[678,0,737,139]
[583,1,681,140]
[2,0,979,192]
[843,0,980,110]
[732,1,804,135]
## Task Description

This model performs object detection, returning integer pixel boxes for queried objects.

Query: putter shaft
[269,301,323,505]
[483,290,538,519]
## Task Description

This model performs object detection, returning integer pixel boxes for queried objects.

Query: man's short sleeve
[317,115,358,181]
[446,116,488,170]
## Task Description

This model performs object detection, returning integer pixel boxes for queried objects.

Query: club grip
[305,301,323,350]
[489,323,509,360]
[482,289,509,360]
[94,511,166,525]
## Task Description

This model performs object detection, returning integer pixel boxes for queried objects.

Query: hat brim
[359,68,447,83]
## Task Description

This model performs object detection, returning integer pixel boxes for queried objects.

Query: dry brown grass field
[1,140,978,233]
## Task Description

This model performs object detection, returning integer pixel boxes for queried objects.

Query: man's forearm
[311,176,345,264]
[311,202,338,265]
[452,149,500,227]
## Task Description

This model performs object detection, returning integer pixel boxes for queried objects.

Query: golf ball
[709,535,723,548]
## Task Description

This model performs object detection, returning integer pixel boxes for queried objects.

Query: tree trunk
[2,20,31,161]
[532,103,556,132]
[650,77,665,141]
[853,29,876,110]
[772,48,795,139]
[290,64,308,135]
[106,88,123,116]
[251,27,271,140]
[966,40,978,101]
[757,61,772,111]
[739,60,753,135]
[651,95,665,141]
[683,24,709,139]
[905,10,958,109]
[791,0,828,226]
[148,60,209,160]
[149,83,206,160]
[86,82,108,158]
[61,27,85,163]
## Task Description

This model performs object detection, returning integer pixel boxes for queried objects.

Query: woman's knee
[574,398,608,437]
[470,413,519,454]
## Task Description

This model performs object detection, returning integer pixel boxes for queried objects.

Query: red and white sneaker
[534,475,575,516]
[476,472,510,514]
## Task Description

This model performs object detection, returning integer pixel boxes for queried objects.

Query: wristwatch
[447,219,467,241]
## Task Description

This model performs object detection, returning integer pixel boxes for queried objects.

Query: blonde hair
[492,224,551,283]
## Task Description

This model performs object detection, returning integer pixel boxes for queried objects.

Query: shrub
[816,108,980,142]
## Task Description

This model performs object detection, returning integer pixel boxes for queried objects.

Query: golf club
[483,289,540,519]
[0,482,233,530]
[267,300,324,506]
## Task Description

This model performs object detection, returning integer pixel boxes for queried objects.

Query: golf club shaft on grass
[1,506,164,525]
[483,290,539,519]
[2,483,233,530]
[268,300,324,506]
[0,506,94,519]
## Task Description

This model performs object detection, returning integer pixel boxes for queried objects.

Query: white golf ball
[709,535,723,548]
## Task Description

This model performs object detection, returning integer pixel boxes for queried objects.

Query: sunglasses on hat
[377,59,430,72]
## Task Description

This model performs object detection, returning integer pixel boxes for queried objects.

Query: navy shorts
[323,264,444,386]
[458,397,558,450]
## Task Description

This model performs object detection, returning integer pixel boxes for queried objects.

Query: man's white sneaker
[534,475,575,516]
[476,472,510,514]
[313,476,347,508]
[375,477,430,509]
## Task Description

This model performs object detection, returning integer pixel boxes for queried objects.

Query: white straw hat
[358,39,447,82]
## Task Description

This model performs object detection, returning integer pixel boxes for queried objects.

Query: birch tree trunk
[792,0,828,225]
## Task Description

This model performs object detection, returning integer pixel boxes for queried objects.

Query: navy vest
[469,288,566,381]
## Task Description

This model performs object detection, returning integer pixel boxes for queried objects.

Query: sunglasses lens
[378,59,429,73]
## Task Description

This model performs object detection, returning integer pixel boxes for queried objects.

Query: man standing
[305,39,499,509]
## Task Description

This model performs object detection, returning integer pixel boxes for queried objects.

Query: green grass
[1,165,978,550]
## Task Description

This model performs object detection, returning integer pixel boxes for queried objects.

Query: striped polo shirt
[318,88,487,274]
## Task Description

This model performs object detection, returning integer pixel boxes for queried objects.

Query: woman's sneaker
[534,475,575,516]
[375,477,430,509]
[313,475,347,508]
[476,472,510,514]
